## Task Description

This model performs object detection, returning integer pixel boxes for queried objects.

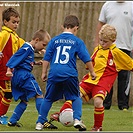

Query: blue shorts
[11,69,42,102]
[44,77,80,102]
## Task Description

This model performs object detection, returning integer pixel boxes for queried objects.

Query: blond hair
[99,24,117,42]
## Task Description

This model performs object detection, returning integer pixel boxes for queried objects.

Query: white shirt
[99,2,133,51]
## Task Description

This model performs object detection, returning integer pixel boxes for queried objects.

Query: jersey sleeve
[77,40,91,63]
[113,48,133,71]
[99,2,107,23]
[6,46,30,68]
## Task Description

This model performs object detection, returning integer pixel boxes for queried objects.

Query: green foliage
[0,100,132,132]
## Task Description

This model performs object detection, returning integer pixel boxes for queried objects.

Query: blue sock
[36,99,52,124]
[9,101,27,124]
[72,97,82,120]
[35,98,43,114]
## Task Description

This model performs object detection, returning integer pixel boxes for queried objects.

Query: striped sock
[0,97,11,116]
[60,100,72,113]
[94,106,104,128]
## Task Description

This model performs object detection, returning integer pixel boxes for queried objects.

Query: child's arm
[85,61,96,80]
[34,49,46,65]
[6,67,13,77]
[41,60,49,82]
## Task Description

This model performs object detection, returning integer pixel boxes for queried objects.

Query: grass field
[0,99,133,132]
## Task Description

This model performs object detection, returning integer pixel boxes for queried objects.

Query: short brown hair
[63,15,79,29]
[2,7,20,22]
[99,24,117,42]
[32,29,51,43]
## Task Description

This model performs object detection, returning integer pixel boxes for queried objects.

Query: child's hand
[41,73,47,82]
[6,68,14,77]
[34,60,43,65]
[90,71,96,80]
[38,49,46,54]
[6,71,13,77]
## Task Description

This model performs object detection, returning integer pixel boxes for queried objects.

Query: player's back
[44,32,87,82]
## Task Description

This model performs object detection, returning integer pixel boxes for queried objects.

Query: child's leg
[36,99,58,130]
[60,100,72,112]
[8,101,27,124]
[0,92,12,116]
[36,98,53,124]
[35,95,43,114]
[73,97,86,131]
[72,97,82,120]
[93,97,104,131]
[0,81,12,117]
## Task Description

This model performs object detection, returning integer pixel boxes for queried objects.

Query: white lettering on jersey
[54,46,71,64]
[54,39,75,45]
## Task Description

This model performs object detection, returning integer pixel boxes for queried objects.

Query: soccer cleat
[43,121,58,129]
[119,106,128,110]
[49,112,60,122]
[7,122,23,127]
[35,122,44,130]
[104,106,111,110]
[74,119,86,131]
[0,115,8,125]
[91,126,102,132]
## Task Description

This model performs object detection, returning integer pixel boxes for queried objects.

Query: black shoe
[49,112,60,122]
[43,121,58,129]
[79,128,87,131]
[104,106,111,110]
[119,106,128,110]
[8,122,23,127]
[122,108,128,111]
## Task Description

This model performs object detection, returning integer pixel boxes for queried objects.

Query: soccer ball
[59,108,74,127]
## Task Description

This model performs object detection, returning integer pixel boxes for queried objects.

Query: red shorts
[79,81,106,102]
[0,80,11,92]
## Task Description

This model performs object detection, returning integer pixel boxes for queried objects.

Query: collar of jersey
[98,43,116,50]
[2,26,18,37]
[62,31,73,34]
[25,42,34,51]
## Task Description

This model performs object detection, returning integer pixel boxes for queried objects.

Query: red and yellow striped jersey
[0,26,25,80]
[82,44,133,92]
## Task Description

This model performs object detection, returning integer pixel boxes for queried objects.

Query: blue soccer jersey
[44,32,91,81]
[6,42,34,72]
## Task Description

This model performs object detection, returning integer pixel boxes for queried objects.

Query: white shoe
[35,122,44,130]
[74,119,86,131]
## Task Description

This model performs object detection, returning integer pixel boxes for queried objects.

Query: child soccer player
[0,7,25,124]
[50,24,133,131]
[35,15,96,131]
[6,29,51,127]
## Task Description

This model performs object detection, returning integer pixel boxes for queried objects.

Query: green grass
[0,99,133,132]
